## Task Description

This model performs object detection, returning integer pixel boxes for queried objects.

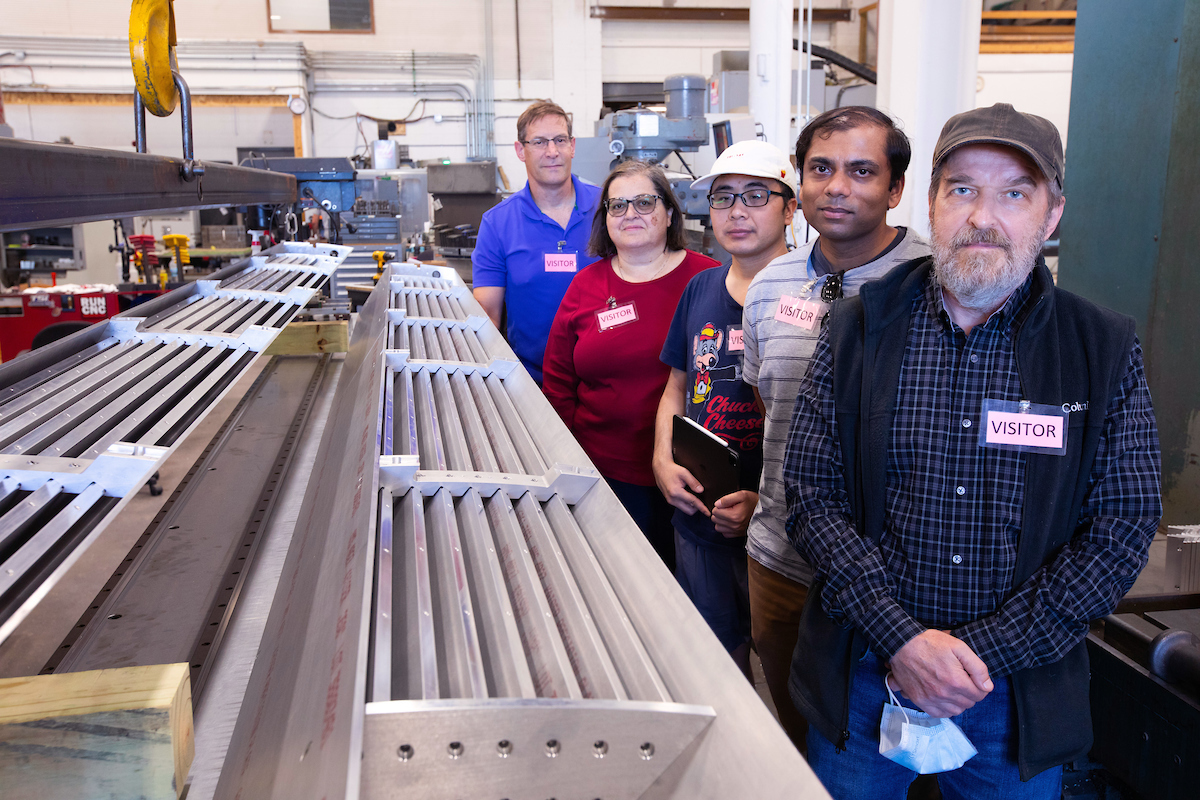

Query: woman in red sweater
[543,161,719,570]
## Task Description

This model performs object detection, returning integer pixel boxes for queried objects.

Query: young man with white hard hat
[653,140,797,676]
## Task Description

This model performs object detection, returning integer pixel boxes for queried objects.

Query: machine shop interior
[0,2,1197,799]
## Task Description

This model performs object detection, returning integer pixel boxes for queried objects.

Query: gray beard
[932,218,1048,312]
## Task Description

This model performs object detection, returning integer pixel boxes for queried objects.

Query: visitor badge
[597,301,638,331]
[774,295,827,330]
[726,326,744,352]
[978,399,1068,455]
[545,252,577,272]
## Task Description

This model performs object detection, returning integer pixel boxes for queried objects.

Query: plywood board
[265,320,349,355]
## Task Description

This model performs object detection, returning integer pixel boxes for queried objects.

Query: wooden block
[264,320,349,355]
[0,663,194,799]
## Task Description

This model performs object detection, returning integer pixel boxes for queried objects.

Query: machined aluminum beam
[215,262,826,799]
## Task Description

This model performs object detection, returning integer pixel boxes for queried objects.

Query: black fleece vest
[788,257,1136,781]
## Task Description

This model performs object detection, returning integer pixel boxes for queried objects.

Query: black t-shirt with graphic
[661,265,764,549]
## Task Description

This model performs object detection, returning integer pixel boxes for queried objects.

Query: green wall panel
[1059,0,1200,522]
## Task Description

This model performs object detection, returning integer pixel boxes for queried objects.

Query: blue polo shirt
[472,174,601,383]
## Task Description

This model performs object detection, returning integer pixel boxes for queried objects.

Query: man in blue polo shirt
[472,100,602,383]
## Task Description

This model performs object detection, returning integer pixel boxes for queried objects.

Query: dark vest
[788,257,1136,781]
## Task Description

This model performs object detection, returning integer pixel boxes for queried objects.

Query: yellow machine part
[372,250,390,282]
[129,0,179,117]
[163,234,191,265]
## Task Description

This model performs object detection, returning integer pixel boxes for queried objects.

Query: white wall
[6,102,297,164]
[976,52,1073,149]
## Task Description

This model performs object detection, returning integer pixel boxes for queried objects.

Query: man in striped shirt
[741,107,928,750]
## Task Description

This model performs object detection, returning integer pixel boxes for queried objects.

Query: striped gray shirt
[742,229,931,582]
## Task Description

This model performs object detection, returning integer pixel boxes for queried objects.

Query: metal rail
[0,242,350,643]
[0,136,297,232]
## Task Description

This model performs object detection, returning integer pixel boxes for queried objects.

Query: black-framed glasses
[604,194,663,217]
[707,189,788,209]
[520,135,572,150]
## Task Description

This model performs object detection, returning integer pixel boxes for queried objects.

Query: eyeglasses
[520,136,572,150]
[604,194,663,217]
[707,189,788,209]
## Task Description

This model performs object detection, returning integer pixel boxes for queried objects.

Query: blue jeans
[606,477,675,572]
[673,529,750,653]
[807,651,1062,800]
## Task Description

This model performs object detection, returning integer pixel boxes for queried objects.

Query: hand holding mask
[878,672,978,774]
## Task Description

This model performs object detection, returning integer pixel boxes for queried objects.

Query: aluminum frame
[214,261,827,798]
[0,242,350,644]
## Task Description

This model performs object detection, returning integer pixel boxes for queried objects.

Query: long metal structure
[214,263,825,798]
[0,136,297,231]
[0,242,349,645]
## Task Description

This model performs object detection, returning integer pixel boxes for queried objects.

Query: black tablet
[671,414,740,511]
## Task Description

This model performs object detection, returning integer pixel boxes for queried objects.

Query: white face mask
[878,672,978,774]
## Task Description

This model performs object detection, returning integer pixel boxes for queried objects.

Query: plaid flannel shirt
[784,271,1161,678]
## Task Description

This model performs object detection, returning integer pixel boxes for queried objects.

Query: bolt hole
[447,741,463,758]
[497,739,512,757]
[640,742,655,760]
[397,743,414,761]
[106,614,122,620]
[593,739,608,757]
[545,739,560,757]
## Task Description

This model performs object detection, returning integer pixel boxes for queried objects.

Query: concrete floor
[0,358,270,679]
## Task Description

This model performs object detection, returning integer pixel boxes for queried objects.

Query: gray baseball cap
[933,103,1064,190]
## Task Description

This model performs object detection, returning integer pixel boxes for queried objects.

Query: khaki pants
[747,555,810,752]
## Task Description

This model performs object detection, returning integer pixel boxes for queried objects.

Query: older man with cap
[654,140,797,677]
[782,103,1161,797]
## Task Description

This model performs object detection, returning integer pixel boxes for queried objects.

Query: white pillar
[749,0,795,151]
[552,0,603,141]
[877,0,981,237]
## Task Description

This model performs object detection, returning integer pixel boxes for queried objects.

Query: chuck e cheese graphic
[688,321,760,453]
[692,322,730,404]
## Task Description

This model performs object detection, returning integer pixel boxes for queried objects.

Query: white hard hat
[690,139,797,194]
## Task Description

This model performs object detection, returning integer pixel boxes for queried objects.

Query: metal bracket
[133,69,205,184]
[378,462,600,504]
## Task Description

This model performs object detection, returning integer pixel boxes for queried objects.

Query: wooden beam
[0,663,194,799]
[4,92,288,107]
[589,6,852,23]
[982,24,1075,36]
[265,320,349,355]
[293,112,304,157]
[984,34,1080,44]
[980,41,1075,54]
[981,10,1076,20]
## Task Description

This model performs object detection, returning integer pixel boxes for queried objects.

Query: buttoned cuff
[854,594,926,662]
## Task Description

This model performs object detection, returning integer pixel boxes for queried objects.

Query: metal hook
[172,70,204,182]
[133,68,205,185]
[134,90,149,154]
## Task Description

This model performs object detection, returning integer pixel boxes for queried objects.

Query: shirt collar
[517,174,582,224]
[924,266,1038,340]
